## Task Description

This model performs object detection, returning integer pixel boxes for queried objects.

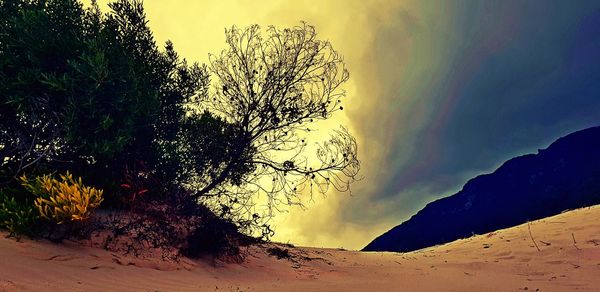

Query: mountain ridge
[363,126,600,252]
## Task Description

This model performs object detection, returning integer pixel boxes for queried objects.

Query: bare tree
[186,23,360,234]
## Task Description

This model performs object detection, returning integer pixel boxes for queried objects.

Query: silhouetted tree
[187,23,360,235]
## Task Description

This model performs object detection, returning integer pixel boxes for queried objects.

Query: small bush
[267,246,292,260]
[20,172,104,224]
[185,215,242,259]
[0,189,39,237]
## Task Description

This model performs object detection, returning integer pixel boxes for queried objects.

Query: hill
[364,126,600,252]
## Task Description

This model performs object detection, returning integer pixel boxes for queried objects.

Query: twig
[528,222,541,252]
[572,233,580,250]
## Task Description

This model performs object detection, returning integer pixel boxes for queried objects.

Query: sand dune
[1,205,600,291]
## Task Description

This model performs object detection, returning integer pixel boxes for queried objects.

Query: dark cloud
[371,1,600,216]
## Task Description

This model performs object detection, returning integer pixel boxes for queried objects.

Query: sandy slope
[1,205,600,291]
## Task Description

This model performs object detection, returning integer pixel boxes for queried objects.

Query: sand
[1,205,600,291]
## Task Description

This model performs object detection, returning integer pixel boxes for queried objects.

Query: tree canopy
[0,0,209,196]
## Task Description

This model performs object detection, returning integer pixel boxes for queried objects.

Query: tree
[1,0,360,238]
[186,23,360,234]
[0,0,87,185]
[0,0,209,197]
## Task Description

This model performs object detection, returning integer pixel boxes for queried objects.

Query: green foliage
[0,189,39,237]
[0,0,209,194]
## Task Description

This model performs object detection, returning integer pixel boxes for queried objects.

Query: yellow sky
[83,0,443,250]
[76,1,600,250]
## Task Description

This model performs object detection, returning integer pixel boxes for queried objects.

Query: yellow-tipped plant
[19,172,104,224]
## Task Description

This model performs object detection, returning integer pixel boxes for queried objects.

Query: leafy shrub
[20,172,103,224]
[0,0,209,196]
[0,189,39,236]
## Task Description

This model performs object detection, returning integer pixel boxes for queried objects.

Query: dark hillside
[364,126,600,252]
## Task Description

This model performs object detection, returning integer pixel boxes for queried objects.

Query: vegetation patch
[267,246,292,260]
[0,0,359,261]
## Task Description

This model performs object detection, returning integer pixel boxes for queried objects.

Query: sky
[86,0,600,250]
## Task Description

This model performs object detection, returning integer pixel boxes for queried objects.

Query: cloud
[82,0,600,250]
